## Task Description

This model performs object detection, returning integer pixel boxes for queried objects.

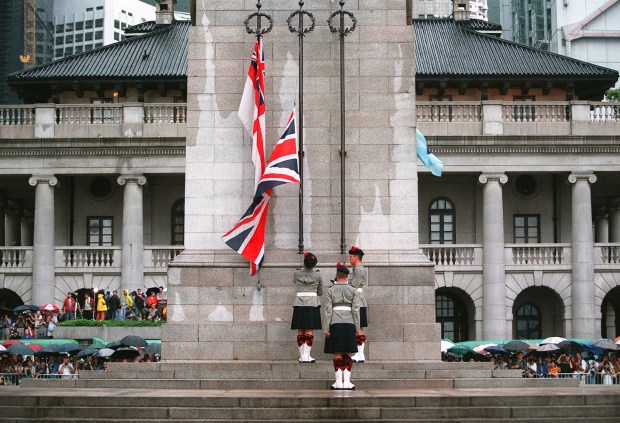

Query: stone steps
[1,402,619,422]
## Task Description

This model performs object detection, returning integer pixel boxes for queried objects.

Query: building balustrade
[0,101,617,139]
[0,103,187,140]
[507,243,569,265]
[0,246,182,273]
[414,100,619,137]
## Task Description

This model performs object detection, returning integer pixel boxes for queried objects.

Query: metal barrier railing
[531,372,619,384]
[0,373,22,386]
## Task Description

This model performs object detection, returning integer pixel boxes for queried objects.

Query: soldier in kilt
[348,246,368,362]
[291,252,324,363]
[324,263,361,390]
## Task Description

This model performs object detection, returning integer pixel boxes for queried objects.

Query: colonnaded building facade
[0,0,619,343]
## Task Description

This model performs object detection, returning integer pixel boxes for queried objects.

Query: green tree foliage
[605,88,620,101]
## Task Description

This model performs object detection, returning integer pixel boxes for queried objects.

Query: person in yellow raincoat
[96,293,107,321]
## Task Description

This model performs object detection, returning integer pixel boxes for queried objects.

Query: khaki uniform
[293,268,323,306]
[324,283,361,333]
[348,264,368,307]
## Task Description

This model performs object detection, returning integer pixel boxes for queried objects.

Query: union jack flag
[254,110,300,200]
[237,35,266,189]
[223,109,300,275]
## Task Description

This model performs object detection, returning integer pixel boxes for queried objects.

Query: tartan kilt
[360,307,368,327]
[290,306,322,330]
[324,323,358,354]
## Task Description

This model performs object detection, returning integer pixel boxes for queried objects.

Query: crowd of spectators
[0,351,159,386]
[2,310,57,340]
[89,287,167,322]
[443,349,620,385]
[1,287,167,342]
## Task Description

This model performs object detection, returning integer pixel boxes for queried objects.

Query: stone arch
[436,286,476,341]
[594,272,620,321]
[435,272,482,337]
[505,272,571,322]
[0,288,24,310]
[601,285,620,339]
[1,275,32,305]
[512,286,565,339]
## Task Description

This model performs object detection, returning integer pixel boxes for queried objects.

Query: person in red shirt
[146,292,158,309]
[63,293,77,321]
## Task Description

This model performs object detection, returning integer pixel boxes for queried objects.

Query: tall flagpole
[243,0,272,278]
[288,1,315,254]
[329,1,357,254]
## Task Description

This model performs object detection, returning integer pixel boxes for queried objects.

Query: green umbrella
[447,345,476,356]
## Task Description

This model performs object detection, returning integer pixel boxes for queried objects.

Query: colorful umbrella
[27,344,44,352]
[39,304,60,312]
[447,345,476,356]
[111,347,140,360]
[441,340,455,353]
[538,344,561,353]
[7,343,34,356]
[473,343,496,354]
[590,338,618,351]
[13,305,39,313]
[504,340,530,352]
[557,340,584,354]
[540,337,566,345]
[1,340,22,348]
[120,335,148,349]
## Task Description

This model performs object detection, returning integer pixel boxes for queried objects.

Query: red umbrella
[40,304,60,312]
[1,340,22,348]
[26,343,44,352]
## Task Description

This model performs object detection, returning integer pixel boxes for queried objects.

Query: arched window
[429,197,455,244]
[171,199,185,245]
[516,303,541,339]
[436,293,468,342]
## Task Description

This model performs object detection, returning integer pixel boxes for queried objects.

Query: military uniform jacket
[324,282,361,333]
[349,264,368,307]
[293,268,324,307]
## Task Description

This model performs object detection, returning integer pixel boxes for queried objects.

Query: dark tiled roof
[125,21,159,34]
[459,19,502,32]
[8,21,189,81]
[414,19,619,80]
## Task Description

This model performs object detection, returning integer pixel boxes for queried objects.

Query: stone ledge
[54,326,161,341]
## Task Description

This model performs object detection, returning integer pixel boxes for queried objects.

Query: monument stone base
[162,250,440,362]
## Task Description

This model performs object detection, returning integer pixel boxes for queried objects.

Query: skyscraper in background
[0,0,54,104]
[52,0,155,60]
[412,0,489,20]
[498,0,620,88]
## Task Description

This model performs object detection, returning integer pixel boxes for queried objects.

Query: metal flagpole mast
[244,1,273,39]
[288,1,315,254]
[329,1,357,254]
[244,1,272,280]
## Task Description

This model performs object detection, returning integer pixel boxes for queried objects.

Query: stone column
[568,172,597,339]
[29,175,57,306]
[479,173,509,340]
[117,174,147,291]
[0,203,5,246]
[5,207,21,246]
[608,204,620,242]
[21,216,34,246]
[595,214,609,243]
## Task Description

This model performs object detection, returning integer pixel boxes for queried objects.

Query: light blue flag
[416,129,443,177]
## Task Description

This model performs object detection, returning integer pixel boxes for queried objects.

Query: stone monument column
[164,0,438,362]
[479,173,509,340]
[29,175,57,306]
[568,172,597,339]
[117,174,147,291]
